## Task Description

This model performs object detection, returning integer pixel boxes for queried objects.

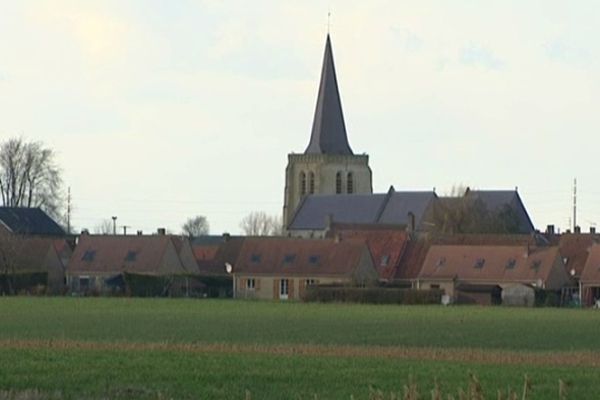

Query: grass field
[1,298,600,399]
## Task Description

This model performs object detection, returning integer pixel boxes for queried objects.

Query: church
[283,35,535,237]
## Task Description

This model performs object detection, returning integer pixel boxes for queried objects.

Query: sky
[1,1,599,235]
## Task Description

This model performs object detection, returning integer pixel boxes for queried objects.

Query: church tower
[283,34,373,228]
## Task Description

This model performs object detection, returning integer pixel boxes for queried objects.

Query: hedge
[0,272,47,295]
[302,286,443,305]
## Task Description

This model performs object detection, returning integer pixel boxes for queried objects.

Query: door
[279,279,289,300]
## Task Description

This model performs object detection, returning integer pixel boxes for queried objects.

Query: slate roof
[0,207,65,236]
[233,237,370,277]
[304,34,353,155]
[68,235,195,275]
[465,189,535,234]
[418,245,564,287]
[288,187,437,231]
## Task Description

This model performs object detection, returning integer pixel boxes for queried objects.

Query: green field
[1,298,599,399]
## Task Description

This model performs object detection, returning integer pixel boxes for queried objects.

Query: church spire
[304,34,353,155]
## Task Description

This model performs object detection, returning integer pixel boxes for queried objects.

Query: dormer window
[506,258,516,269]
[474,258,485,269]
[82,250,96,262]
[309,255,320,265]
[436,257,446,268]
[283,254,296,264]
[380,255,390,267]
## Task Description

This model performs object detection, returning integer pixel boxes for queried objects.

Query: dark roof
[234,237,370,277]
[304,34,353,155]
[557,234,599,276]
[465,190,535,234]
[0,207,65,236]
[288,187,436,231]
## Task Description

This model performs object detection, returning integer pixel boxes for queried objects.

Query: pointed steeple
[304,35,353,155]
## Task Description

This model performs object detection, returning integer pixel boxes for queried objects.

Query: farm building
[0,207,65,236]
[231,237,378,300]
[192,235,243,297]
[417,245,571,305]
[67,234,198,296]
[0,235,68,294]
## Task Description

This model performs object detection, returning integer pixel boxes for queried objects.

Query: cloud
[459,44,504,70]
[544,39,591,66]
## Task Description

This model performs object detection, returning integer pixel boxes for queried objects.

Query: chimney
[222,232,231,242]
[157,228,166,235]
[546,225,555,235]
[334,232,342,243]
[137,230,143,236]
[591,227,596,234]
[574,226,581,234]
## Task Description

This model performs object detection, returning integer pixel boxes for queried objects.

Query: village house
[231,237,378,300]
[417,244,571,305]
[191,235,243,297]
[579,244,600,306]
[67,233,198,296]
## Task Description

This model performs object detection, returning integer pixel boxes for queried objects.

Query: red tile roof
[68,235,193,275]
[327,225,408,280]
[558,234,599,276]
[234,237,371,277]
[418,245,565,287]
[580,244,600,284]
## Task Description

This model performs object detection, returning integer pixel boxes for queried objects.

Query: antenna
[573,178,577,231]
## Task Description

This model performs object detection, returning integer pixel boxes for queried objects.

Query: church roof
[288,187,437,231]
[304,35,353,155]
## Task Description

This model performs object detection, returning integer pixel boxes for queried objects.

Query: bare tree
[93,219,114,235]
[239,211,284,236]
[181,215,210,237]
[0,137,63,221]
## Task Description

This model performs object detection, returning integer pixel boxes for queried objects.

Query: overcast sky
[1,1,599,234]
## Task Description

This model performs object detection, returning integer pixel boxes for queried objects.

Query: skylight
[506,258,516,269]
[283,254,296,263]
[125,251,137,262]
[309,255,319,264]
[82,250,96,262]
[474,258,485,269]
[380,255,390,267]
[250,254,261,263]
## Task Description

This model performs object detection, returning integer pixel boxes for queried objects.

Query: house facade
[232,237,378,300]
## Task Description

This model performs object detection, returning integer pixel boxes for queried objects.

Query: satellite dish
[225,262,233,274]
[570,268,576,277]
[536,278,543,288]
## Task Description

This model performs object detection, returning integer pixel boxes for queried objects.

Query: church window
[309,172,315,194]
[347,172,354,194]
[336,172,342,194]
[300,172,306,196]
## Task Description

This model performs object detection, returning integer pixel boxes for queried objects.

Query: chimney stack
[157,228,166,235]
[574,226,581,234]
[222,232,231,242]
[591,227,596,234]
[546,225,555,235]
[137,230,143,236]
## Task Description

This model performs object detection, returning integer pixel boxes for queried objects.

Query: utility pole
[112,216,117,235]
[66,187,71,235]
[573,178,577,231]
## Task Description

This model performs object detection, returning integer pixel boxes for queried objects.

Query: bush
[123,273,173,297]
[302,286,443,305]
[0,272,48,295]
[534,289,561,307]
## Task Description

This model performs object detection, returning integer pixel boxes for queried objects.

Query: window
[436,257,446,268]
[336,172,342,194]
[79,277,90,289]
[309,172,315,194]
[124,251,137,262]
[250,254,261,263]
[309,255,320,264]
[283,254,296,264]
[506,258,516,269]
[430,284,440,290]
[347,172,354,194]
[305,279,316,286]
[82,250,96,262]
[300,172,306,196]
[380,255,390,267]
[474,258,485,269]
[247,278,255,289]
